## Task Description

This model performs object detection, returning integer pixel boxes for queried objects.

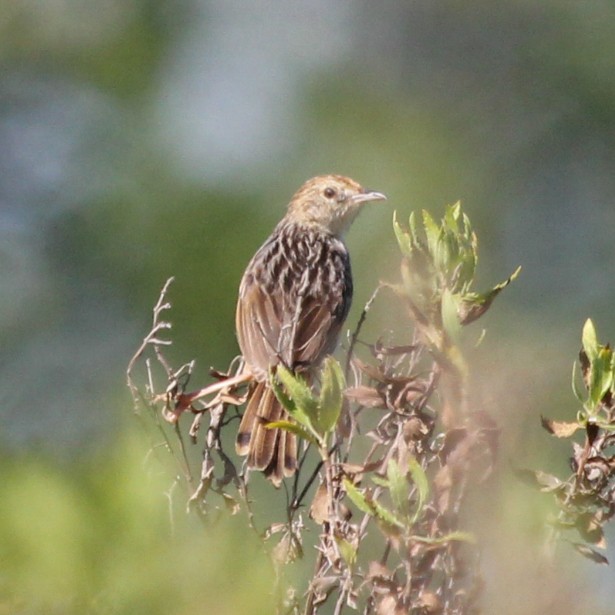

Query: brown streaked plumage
[235,175,386,486]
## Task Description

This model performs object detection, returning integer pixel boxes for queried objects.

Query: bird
[235,175,386,486]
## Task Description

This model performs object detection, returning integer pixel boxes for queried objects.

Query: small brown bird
[235,175,386,485]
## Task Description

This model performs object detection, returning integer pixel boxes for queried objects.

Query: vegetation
[121,204,613,614]
[3,3,615,614]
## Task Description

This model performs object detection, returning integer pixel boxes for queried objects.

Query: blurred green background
[2,1,615,613]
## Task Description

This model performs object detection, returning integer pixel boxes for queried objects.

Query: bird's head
[285,175,386,236]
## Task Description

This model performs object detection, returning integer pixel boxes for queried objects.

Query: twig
[169,372,253,410]
[173,422,194,486]
[127,277,175,404]
[345,284,383,379]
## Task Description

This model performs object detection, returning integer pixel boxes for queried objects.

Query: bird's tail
[236,381,297,487]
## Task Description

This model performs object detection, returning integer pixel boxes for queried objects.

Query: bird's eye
[323,187,336,199]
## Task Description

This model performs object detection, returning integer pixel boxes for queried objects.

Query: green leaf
[443,202,460,232]
[317,357,345,434]
[434,230,453,274]
[456,266,521,326]
[276,365,318,424]
[371,499,405,530]
[343,479,374,516]
[409,531,476,545]
[582,319,599,361]
[370,475,389,488]
[270,369,314,431]
[495,264,522,287]
[422,210,440,257]
[343,479,405,529]
[393,211,413,258]
[571,360,587,404]
[441,288,461,343]
[408,211,421,247]
[269,374,297,414]
[386,459,408,516]
[407,457,429,524]
[588,346,613,410]
[456,215,477,287]
[264,420,319,446]
[335,536,357,568]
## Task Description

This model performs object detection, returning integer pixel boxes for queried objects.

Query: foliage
[126,202,519,614]
[270,356,345,447]
[520,319,615,566]
[7,200,615,613]
[4,4,615,613]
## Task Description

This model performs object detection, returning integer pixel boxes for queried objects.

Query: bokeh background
[2,1,615,613]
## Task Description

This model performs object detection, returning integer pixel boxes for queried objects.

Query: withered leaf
[416,590,442,613]
[346,589,359,609]
[584,456,611,480]
[576,511,606,547]
[345,386,385,408]
[340,459,384,480]
[386,380,427,411]
[540,416,581,438]
[219,392,247,405]
[339,462,366,481]
[367,561,398,596]
[373,342,419,356]
[309,576,339,605]
[272,531,303,565]
[513,468,564,492]
[377,595,399,615]
[209,367,231,380]
[367,560,394,582]
[540,415,582,438]
[403,417,429,442]
[264,522,287,538]
[457,266,521,325]
[221,493,240,515]
[404,384,428,405]
[309,484,330,525]
[572,542,609,565]
[353,358,389,383]
[579,349,590,385]
[438,428,468,462]
[434,465,453,513]
[571,442,585,471]
[337,399,352,439]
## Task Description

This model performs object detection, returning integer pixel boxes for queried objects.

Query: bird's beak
[351,189,387,205]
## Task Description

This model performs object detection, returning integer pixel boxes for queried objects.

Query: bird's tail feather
[236,381,297,487]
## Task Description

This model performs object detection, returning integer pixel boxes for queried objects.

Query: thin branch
[127,276,175,403]
[345,284,383,380]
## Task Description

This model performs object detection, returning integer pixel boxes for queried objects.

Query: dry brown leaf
[309,484,330,525]
[417,590,442,613]
[540,416,581,438]
[345,385,385,408]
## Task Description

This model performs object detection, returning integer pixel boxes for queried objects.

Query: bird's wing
[236,278,284,376]
[287,289,347,368]
[236,260,351,376]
